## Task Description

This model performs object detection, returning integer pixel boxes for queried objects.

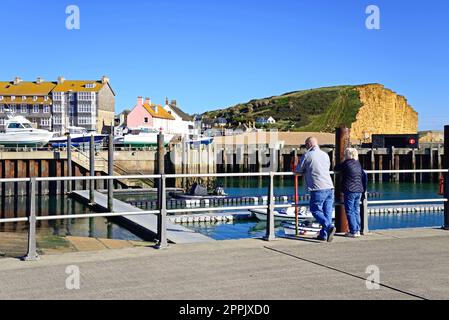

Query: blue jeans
[344,192,362,234]
[310,189,334,239]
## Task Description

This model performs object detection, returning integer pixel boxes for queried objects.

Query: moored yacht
[49,126,107,148]
[0,116,54,147]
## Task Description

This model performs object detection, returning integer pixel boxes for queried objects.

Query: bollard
[444,125,449,230]
[107,133,114,212]
[23,178,39,261]
[360,192,369,235]
[264,172,276,241]
[67,134,72,193]
[89,134,95,204]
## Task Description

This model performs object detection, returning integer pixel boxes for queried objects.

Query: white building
[163,98,195,136]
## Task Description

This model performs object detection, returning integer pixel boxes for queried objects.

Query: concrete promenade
[1,228,449,300]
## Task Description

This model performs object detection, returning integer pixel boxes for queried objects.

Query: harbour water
[0,178,444,241]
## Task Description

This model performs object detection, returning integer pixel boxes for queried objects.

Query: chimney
[144,97,151,105]
[165,97,169,106]
[36,77,44,84]
[57,76,65,84]
[101,75,109,84]
[13,77,22,85]
[170,99,177,107]
[137,96,143,107]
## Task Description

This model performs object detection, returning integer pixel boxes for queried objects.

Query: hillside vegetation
[202,85,364,132]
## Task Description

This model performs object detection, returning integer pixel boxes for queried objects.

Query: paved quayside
[71,190,214,244]
[1,228,449,299]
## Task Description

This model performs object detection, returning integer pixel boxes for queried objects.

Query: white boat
[0,116,54,147]
[282,221,322,237]
[250,204,335,221]
[49,126,107,148]
[184,136,214,146]
[120,127,174,147]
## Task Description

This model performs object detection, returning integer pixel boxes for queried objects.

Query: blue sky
[0,0,448,130]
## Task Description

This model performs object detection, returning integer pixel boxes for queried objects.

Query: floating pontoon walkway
[71,190,214,244]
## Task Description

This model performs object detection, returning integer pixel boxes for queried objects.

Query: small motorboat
[250,205,313,221]
[170,183,228,200]
[49,126,107,148]
[184,136,214,146]
[121,127,174,147]
[0,115,54,147]
[250,205,335,222]
[282,221,322,237]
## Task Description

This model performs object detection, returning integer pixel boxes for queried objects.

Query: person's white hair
[344,148,359,161]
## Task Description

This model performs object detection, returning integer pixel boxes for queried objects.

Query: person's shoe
[315,236,326,242]
[345,232,357,238]
[327,226,336,243]
[354,232,361,238]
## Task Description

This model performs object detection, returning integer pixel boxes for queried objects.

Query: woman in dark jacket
[334,148,365,238]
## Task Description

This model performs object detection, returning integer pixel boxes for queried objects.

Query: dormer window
[0,96,3,101]
[44,96,49,101]
[85,83,96,89]
[22,96,26,101]
[33,96,37,101]
[11,96,15,101]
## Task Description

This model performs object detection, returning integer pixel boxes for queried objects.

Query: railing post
[67,134,72,193]
[264,172,276,241]
[443,126,449,230]
[107,133,114,212]
[360,192,369,235]
[89,134,95,204]
[23,178,39,261]
[156,132,168,249]
[156,174,168,249]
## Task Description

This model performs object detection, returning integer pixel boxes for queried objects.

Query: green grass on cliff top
[202,85,364,133]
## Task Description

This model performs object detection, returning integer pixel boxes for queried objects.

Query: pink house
[127,96,176,131]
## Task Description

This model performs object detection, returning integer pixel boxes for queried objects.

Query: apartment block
[0,76,115,134]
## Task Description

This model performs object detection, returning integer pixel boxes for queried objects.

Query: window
[33,96,38,101]
[78,103,92,113]
[53,104,62,113]
[44,96,49,101]
[78,92,94,101]
[22,96,26,101]
[85,83,96,89]
[43,106,50,113]
[78,116,92,125]
[53,92,62,101]
[144,117,149,123]
[53,116,62,125]
[0,105,4,112]
[11,96,15,101]
[40,118,50,126]
[0,118,4,125]
[0,96,3,101]
[33,105,39,113]
[21,105,27,113]
[10,105,16,113]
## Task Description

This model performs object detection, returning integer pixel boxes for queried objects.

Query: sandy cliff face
[351,84,418,142]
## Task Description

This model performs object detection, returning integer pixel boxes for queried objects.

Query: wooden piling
[444,126,449,229]
[335,126,350,233]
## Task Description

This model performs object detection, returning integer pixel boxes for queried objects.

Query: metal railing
[0,168,448,261]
